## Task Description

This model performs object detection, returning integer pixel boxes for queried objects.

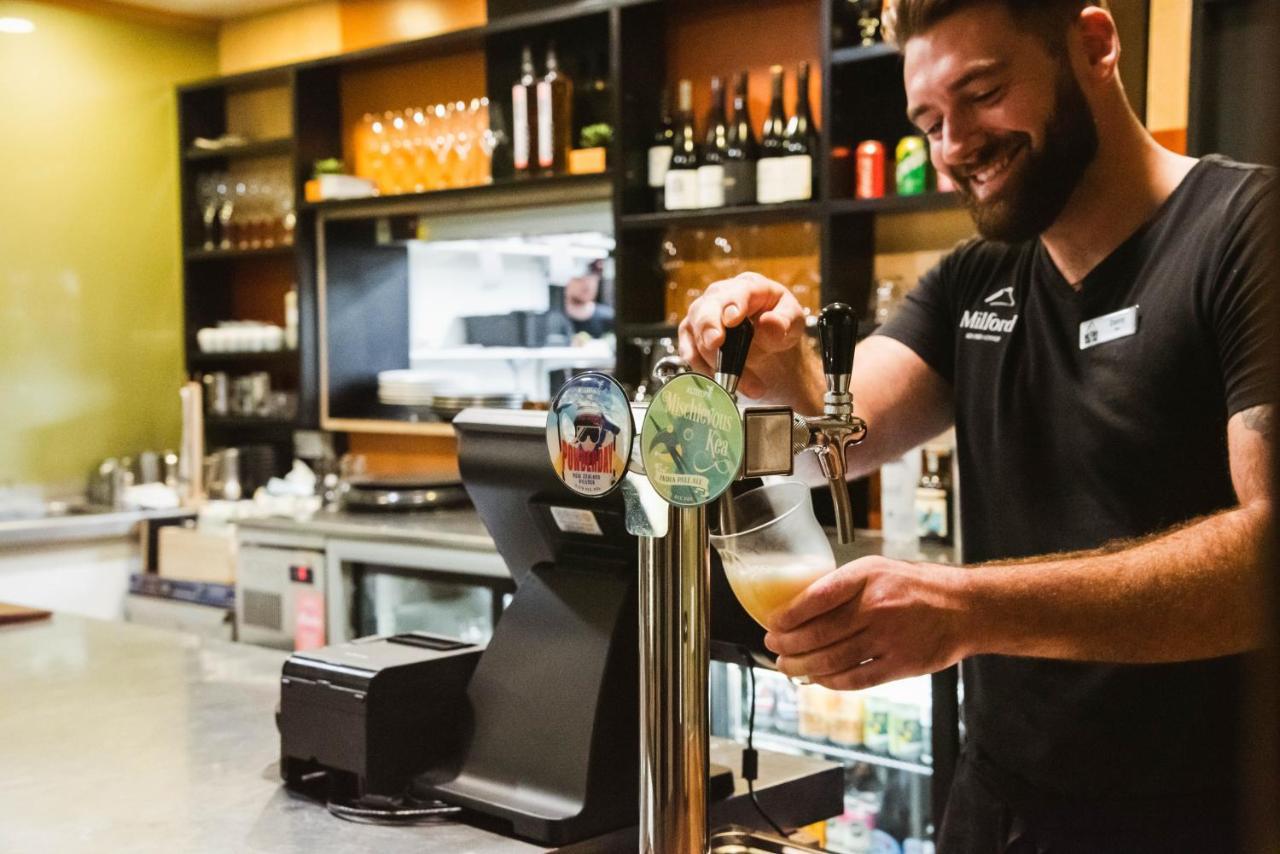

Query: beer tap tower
[548,303,866,852]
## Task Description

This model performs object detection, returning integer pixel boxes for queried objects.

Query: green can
[895,135,929,196]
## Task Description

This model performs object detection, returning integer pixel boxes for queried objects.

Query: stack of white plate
[377,370,525,420]
[428,393,526,420]
[377,370,443,406]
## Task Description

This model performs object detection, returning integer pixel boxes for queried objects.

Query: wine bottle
[724,71,758,206]
[536,42,574,176]
[648,88,675,209]
[664,79,701,210]
[756,65,788,204]
[780,60,818,201]
[697,76,728,209]
[512,45,539,178]
[914,447,954,545]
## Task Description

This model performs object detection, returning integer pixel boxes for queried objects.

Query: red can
[856,140,886,199]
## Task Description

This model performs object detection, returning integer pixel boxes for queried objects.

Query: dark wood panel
[322,220,411,420]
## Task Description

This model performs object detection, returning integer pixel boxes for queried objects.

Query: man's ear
[1076,6,1121,83]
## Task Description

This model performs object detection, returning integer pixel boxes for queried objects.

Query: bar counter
[0,614,839,853]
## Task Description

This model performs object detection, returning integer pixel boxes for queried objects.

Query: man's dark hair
[885,0,1105,53]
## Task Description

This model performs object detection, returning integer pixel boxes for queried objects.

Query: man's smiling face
[904,2,1099,242]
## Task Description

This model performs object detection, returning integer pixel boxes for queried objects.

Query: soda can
[855,140,886,199]
[896,135,929,196]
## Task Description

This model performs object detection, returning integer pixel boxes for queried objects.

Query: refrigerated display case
[709,523,960,853]
[715,665,938,852]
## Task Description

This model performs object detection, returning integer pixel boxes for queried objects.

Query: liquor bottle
[914,447,953,544]
[664,79,701,210]
[697,76,729,209]
[648,88,675,209]
[756,65,788,204]
[724,71,758,206]
[779,60,818,202]
[512,46,539,178]
[536,42,574,176]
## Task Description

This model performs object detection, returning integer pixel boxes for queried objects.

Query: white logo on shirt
[984,286,1016,308]
[962,286,1019,343]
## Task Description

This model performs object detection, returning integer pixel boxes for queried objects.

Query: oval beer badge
[640,373,744,507]
[546,373,633,497]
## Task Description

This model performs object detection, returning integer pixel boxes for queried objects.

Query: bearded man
[677,2,1274,851]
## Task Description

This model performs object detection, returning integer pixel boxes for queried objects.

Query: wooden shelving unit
[830,41,897,66]
[183,137,294,162]
[186,350,299,369]
[176,0,960,448]
[183,245,296,262]
[303,173,614,218]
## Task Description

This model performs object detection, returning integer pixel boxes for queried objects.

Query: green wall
[0,2,218,489]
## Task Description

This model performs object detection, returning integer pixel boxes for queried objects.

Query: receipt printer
[279,632,482,798]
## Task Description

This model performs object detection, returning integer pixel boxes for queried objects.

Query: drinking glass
[432,102,456,188]
[659,229,686,325]
[787,220,823,320]
[709,226,745,282]
[454,99,477,187]
[217,176,236,250]
[197,174,220,250]
[481,98,508,186]
[410,107,430,192]
[710,481,837,628]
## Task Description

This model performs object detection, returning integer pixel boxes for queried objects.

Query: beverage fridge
[709,535,960,854]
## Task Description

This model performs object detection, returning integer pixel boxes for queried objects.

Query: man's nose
[940,114,983,170]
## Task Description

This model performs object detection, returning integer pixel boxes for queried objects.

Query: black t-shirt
[878,155,1275,802]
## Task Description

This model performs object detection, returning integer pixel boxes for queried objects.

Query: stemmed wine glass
[197,174,221,250]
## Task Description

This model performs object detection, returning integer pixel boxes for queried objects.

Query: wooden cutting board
[0,602,52,625]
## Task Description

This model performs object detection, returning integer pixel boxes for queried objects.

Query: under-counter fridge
[709,530,960,854]
[713,665,951,853]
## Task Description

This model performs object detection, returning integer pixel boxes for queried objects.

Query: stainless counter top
[236,507,960,565]
[0,507,192,550]
[0,615,837,853]
[236,507,496,551]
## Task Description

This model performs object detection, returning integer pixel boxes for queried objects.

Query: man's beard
[955,67,1099,243]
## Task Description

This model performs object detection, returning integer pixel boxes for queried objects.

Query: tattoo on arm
[1241,404,1273,441]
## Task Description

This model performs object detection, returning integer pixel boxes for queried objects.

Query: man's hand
[677,272,823,409]
[764,556,973,690]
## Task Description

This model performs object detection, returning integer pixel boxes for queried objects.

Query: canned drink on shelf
[798,684,831,740]
[895,135,929,196]
[829,690,865,747]
[862,694,891,752]
[888,700,924,761]
[855,140,886,199]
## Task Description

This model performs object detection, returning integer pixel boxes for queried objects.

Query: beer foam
[721,552,835,627]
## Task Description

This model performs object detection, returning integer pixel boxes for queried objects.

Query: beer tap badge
[640,373,744,507]
[546,372,633,497]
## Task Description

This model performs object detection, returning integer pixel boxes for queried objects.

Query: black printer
[278,632,481,799]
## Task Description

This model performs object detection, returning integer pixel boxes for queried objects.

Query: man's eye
[973,87,1002,103]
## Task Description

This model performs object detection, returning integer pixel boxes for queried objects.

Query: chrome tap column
[638,504,709,854]
[546,303,864,854]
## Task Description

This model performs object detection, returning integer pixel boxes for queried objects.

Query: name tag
[1080,306,1139,350]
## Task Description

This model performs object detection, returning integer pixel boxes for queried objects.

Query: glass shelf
[749,731,933,777]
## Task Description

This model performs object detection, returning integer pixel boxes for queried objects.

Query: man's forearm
[961,501,1271,663]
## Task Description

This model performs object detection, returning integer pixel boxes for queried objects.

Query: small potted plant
[569,123,613,175]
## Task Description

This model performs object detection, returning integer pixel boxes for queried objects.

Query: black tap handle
[819,303,857,377]
[717,317,755,378]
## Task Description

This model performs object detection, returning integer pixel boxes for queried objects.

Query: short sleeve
[874,249,962,384]
[1207,175,1276,416]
